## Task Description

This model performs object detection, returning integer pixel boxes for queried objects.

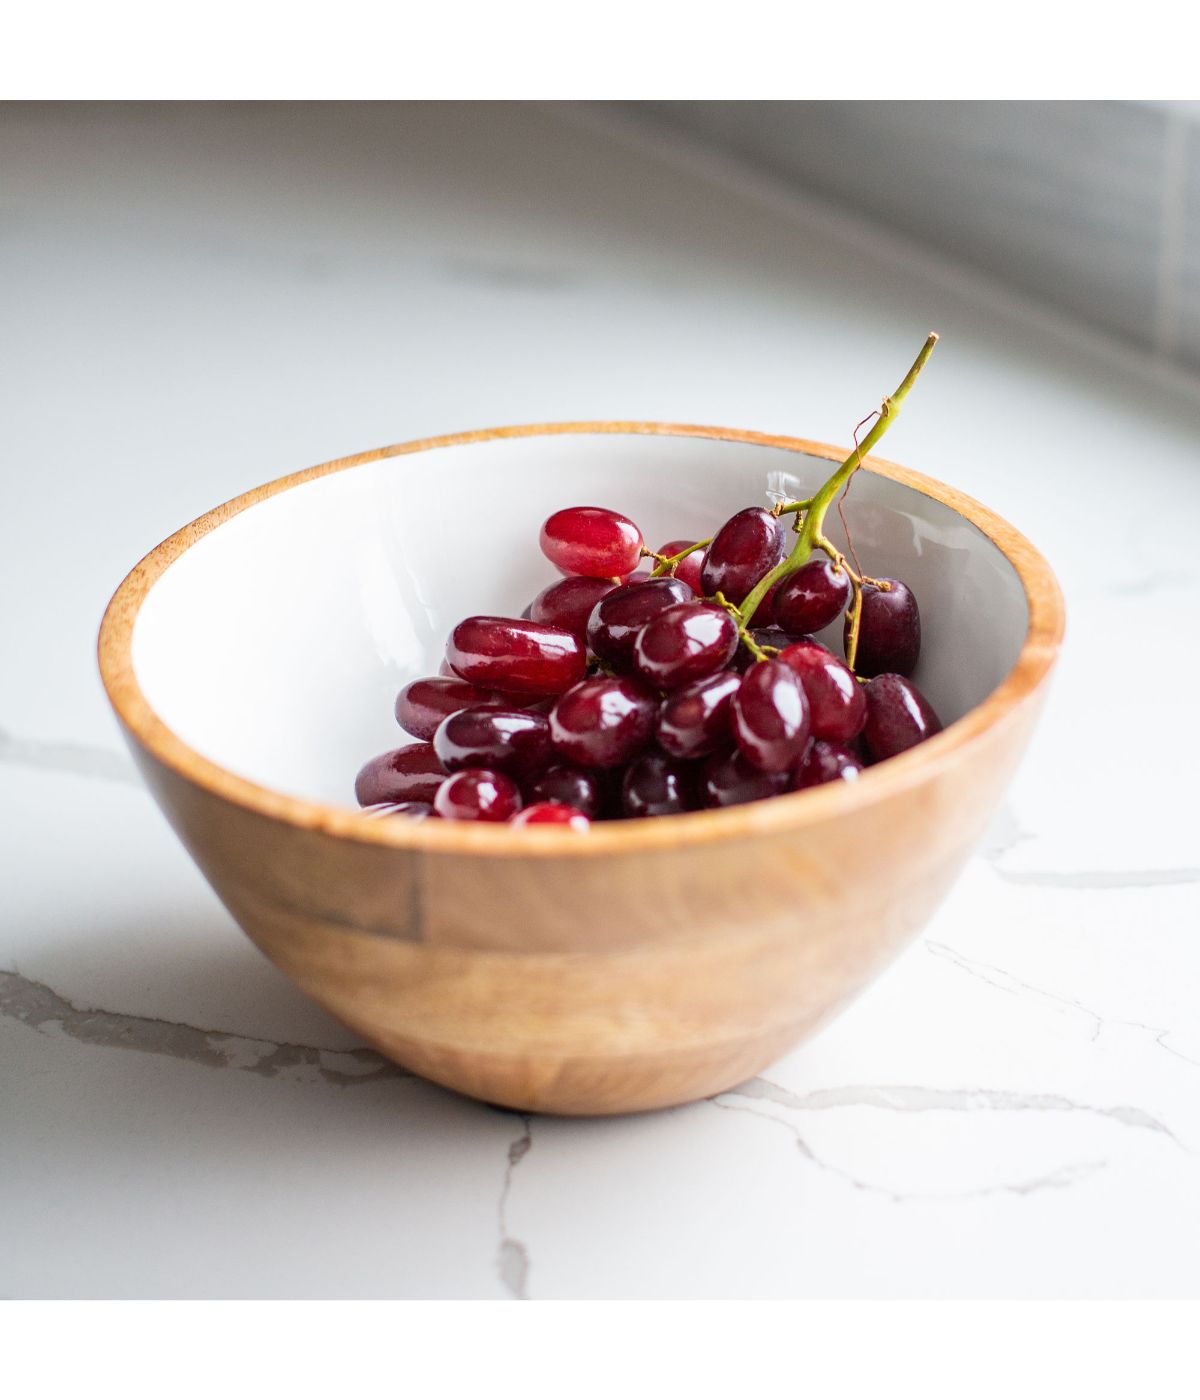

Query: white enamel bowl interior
[132,432,1029,806]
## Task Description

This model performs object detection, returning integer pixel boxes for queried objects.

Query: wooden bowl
[98,423,1064,1115]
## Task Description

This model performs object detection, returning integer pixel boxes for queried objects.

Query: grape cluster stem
[642,331,937,674]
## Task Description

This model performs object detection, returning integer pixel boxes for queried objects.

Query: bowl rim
[98,421,1065,858]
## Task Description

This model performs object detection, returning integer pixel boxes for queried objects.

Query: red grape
[355,743,445,806]
[549,675,657,768]
[447,616,586,696]
[633,602,739,690]
[791,740,864,789]
[850,579,921,677]
[657,539,706,595]
[510,802,591,831]
[433,707,551,779]
[862,673,942,759]
[656,668,741,759]
[395,675,498,741]
[730,659,811,772]
[777,639,866,743]
[699,507,784,604]
[774,557,852,636]
[700,749,789,807]
[433,769,522,822]
[621,752,697,817]
[540,506,644,578]
[586,577,692,669]
[748,575,784,627]
[529,575,620,640]
[525,763,604,818]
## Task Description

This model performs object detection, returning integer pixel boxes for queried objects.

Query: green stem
[736,332,938,632]
[649,537,713,579]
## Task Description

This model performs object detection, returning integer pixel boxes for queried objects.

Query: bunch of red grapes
[354,499,943,829]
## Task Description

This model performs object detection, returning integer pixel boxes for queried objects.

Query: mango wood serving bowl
[98,423,1063,1115]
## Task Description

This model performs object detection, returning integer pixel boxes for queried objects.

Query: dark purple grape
[699,507,785,604]
[549,675,657,768]
[730,659,811,772]
[850,579,921,677]
[362,800,437,820]
[791,740,864,789]
[434,769,522,822]
[700,749,789,808]
[863,673,942,760]
[433,707,551,779]
[733,625,793,672]
[774,557,852,636]
[778,639,866,743]
[525,763,603,818]
[748,575,784,627]
[355,743,445,806]
[395,675,498,741]
[632,602,739,690]
[510,802,591,830]
[656,669,741,759]
[447,616,586,696]
[540,506,644,578]
[586,577,692,669]
[621,752,697,818]
[530,575,620,640]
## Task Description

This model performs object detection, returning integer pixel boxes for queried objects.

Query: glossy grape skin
[395,675,498,741]
[699,507,784,604]
[791,740,864,789]
[362,800,437,820]
[700,749,789,808]
[433,707,551,779]
[586,577,692,669]
[657,540,706,595]
[732,626,793,673]
[525,763,604,818]
[748,575,784,627]
[863,673,943,760]
[447,616,586,696]
[656,669,741,759]
[849,578,921,677]
[777,639,866,743]
[621,752,697,818]
[510,802,591,831]
[549,675,657,768]
[355,743,446,807]
[775,557,852,636]
[433,769,522,822]
[730,659,811,772]
[540,506,644,579]
[529,575,620,640]
[632,602,739,690]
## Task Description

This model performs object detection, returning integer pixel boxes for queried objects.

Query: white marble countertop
[3,102,1198,1299]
